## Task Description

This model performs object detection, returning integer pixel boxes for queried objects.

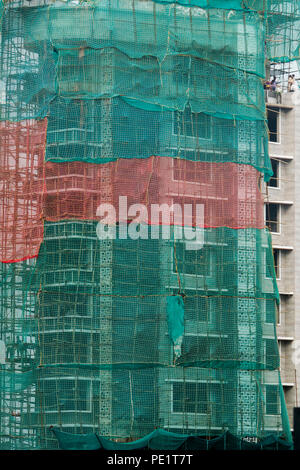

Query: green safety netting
[2,0,294,120]
[137,1,268,11]
[3,2,265,71]
[23,224,279,369]
[44,97,272,179]
[54,50,264,119]
[1,0,299,90]
[1,50,265,120]
[0,221,288,448]
[0,370,35,393]
[0,366,292,448]
[50,427,293,450]
[166,295,184,359]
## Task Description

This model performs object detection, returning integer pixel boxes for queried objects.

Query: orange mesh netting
[0,119,47,263]
[1,149,264,263]
[43,157,264,228]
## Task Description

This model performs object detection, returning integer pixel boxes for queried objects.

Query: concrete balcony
[40,268,96,286]
[21,409,97,428]
[37,315,101,333]
[265,89,296,109]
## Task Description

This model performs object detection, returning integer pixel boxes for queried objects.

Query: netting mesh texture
[0,0,298,450]
[0,223,285,448]
[0,119,47,262]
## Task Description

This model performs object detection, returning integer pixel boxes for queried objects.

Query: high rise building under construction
[0,0,298,450]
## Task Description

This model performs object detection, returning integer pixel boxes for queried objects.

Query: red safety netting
[1,146,265,263]
[43,157,264,228]
[0,119,47,263]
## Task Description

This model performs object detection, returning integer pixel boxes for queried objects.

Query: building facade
[265,85,300,430]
